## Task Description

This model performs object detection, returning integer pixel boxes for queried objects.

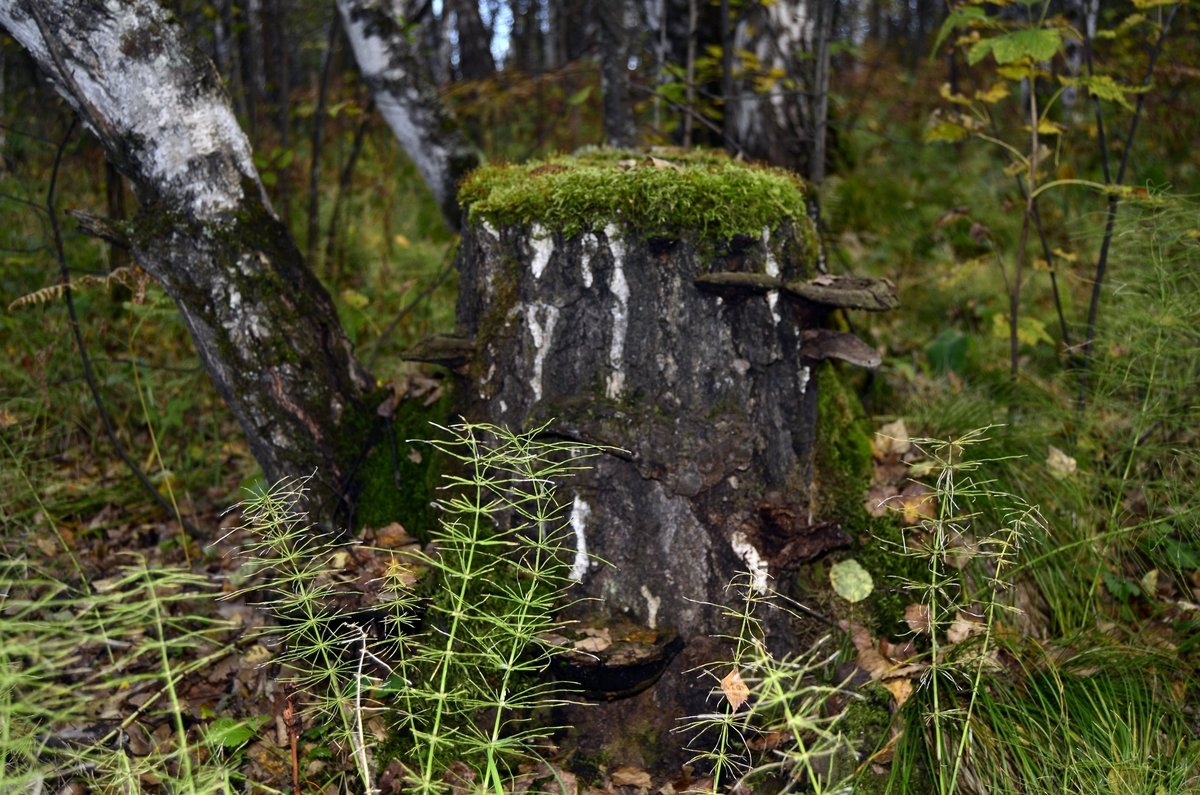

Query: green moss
[812,362,873,528]
[470,255,523,389]
[812,364,925,635]
[458,149,812,242]
[842,686,897,794]
[855,516,928,636]
[341,387,453,540]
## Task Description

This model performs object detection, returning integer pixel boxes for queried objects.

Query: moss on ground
[344,388,453,540]
[458,148,812,242]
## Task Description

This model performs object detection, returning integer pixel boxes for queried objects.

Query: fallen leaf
[611,766,652,788]
[720,668,750,711]
[883,678,913,706]
[830,558,874,603]
[865,483,899,517]
[1047,446,1077,478]
[904,603,931,634]
[1141,568,1159,598]
[881,638,917,662]
[946,611,984,644]
[894,481,936,526]
[646,156,683,171]
[874,419,911,458]
[371,521,415,547]
[573,635,611,653]
[840,621,890,679]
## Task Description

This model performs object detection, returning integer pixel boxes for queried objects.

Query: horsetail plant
[233,420,603,793]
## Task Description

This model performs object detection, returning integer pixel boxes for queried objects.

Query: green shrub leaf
[830,559,874,603]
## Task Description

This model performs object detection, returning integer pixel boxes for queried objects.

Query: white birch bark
[336,0,480,228]
[0,0,374,514]
[728,0,831,176]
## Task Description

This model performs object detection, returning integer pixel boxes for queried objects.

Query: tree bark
[335,0,480,230]
[446,0,495,81]
[0,0,375,517]
[596,0,637,148]
[728,0,833,175]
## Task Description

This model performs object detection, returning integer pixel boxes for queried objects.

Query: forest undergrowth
[2,23,1198,792]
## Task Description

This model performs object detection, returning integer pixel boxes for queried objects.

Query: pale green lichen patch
[458,149,810,241]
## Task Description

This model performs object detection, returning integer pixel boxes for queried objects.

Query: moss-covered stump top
[458,148,814,243]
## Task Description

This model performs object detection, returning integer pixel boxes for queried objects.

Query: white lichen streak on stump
[605,224,630,400]
[569,494,591,582]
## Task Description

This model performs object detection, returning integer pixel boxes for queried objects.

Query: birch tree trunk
[0,0,375,518]
[727,0,835,178]
[336,0,480,229]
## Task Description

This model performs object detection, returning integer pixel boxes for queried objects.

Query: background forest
[2,0,1199,793]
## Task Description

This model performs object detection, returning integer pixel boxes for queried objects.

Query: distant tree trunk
[596,0,637,147]
[446,0,495,81]
[236,0,264,138]
[263,0,291,219]
[336,0,480,229]
[727,0,835,178]
[808,0,834,185]
[1,0,375,519]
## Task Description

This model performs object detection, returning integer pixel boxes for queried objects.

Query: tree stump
[443,150,895,770]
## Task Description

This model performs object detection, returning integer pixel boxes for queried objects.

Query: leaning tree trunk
[0,0,375,518]
[336,0,480,230]
[446,151,895,770]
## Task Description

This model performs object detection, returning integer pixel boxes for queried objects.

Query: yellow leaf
[1035,118,1065,135]
[721,668,751,711]
[1052,246,1078,262]
[830,558,875,603]
[393,234,410,248]
[939,82,973,106]
[340,288,370,309]
[883,678,913,707]
[975,83,1010,104]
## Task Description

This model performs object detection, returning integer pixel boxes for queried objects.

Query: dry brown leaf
[611,766,653,788]
[883,678,913,706]
[865,483,899,517]
[371,521,415,547]
[946,611,983,643]
[720,668,751,710]
[573,634,611,653]
[904,603,931,634]
[874,419,911,458]
[841,621,891,679]
[881,638,917,662]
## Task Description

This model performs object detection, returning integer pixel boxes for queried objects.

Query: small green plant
[234,420,603,793]
[929,0,1179,398]
[887,428,1037,795]
[680,574,855,794]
